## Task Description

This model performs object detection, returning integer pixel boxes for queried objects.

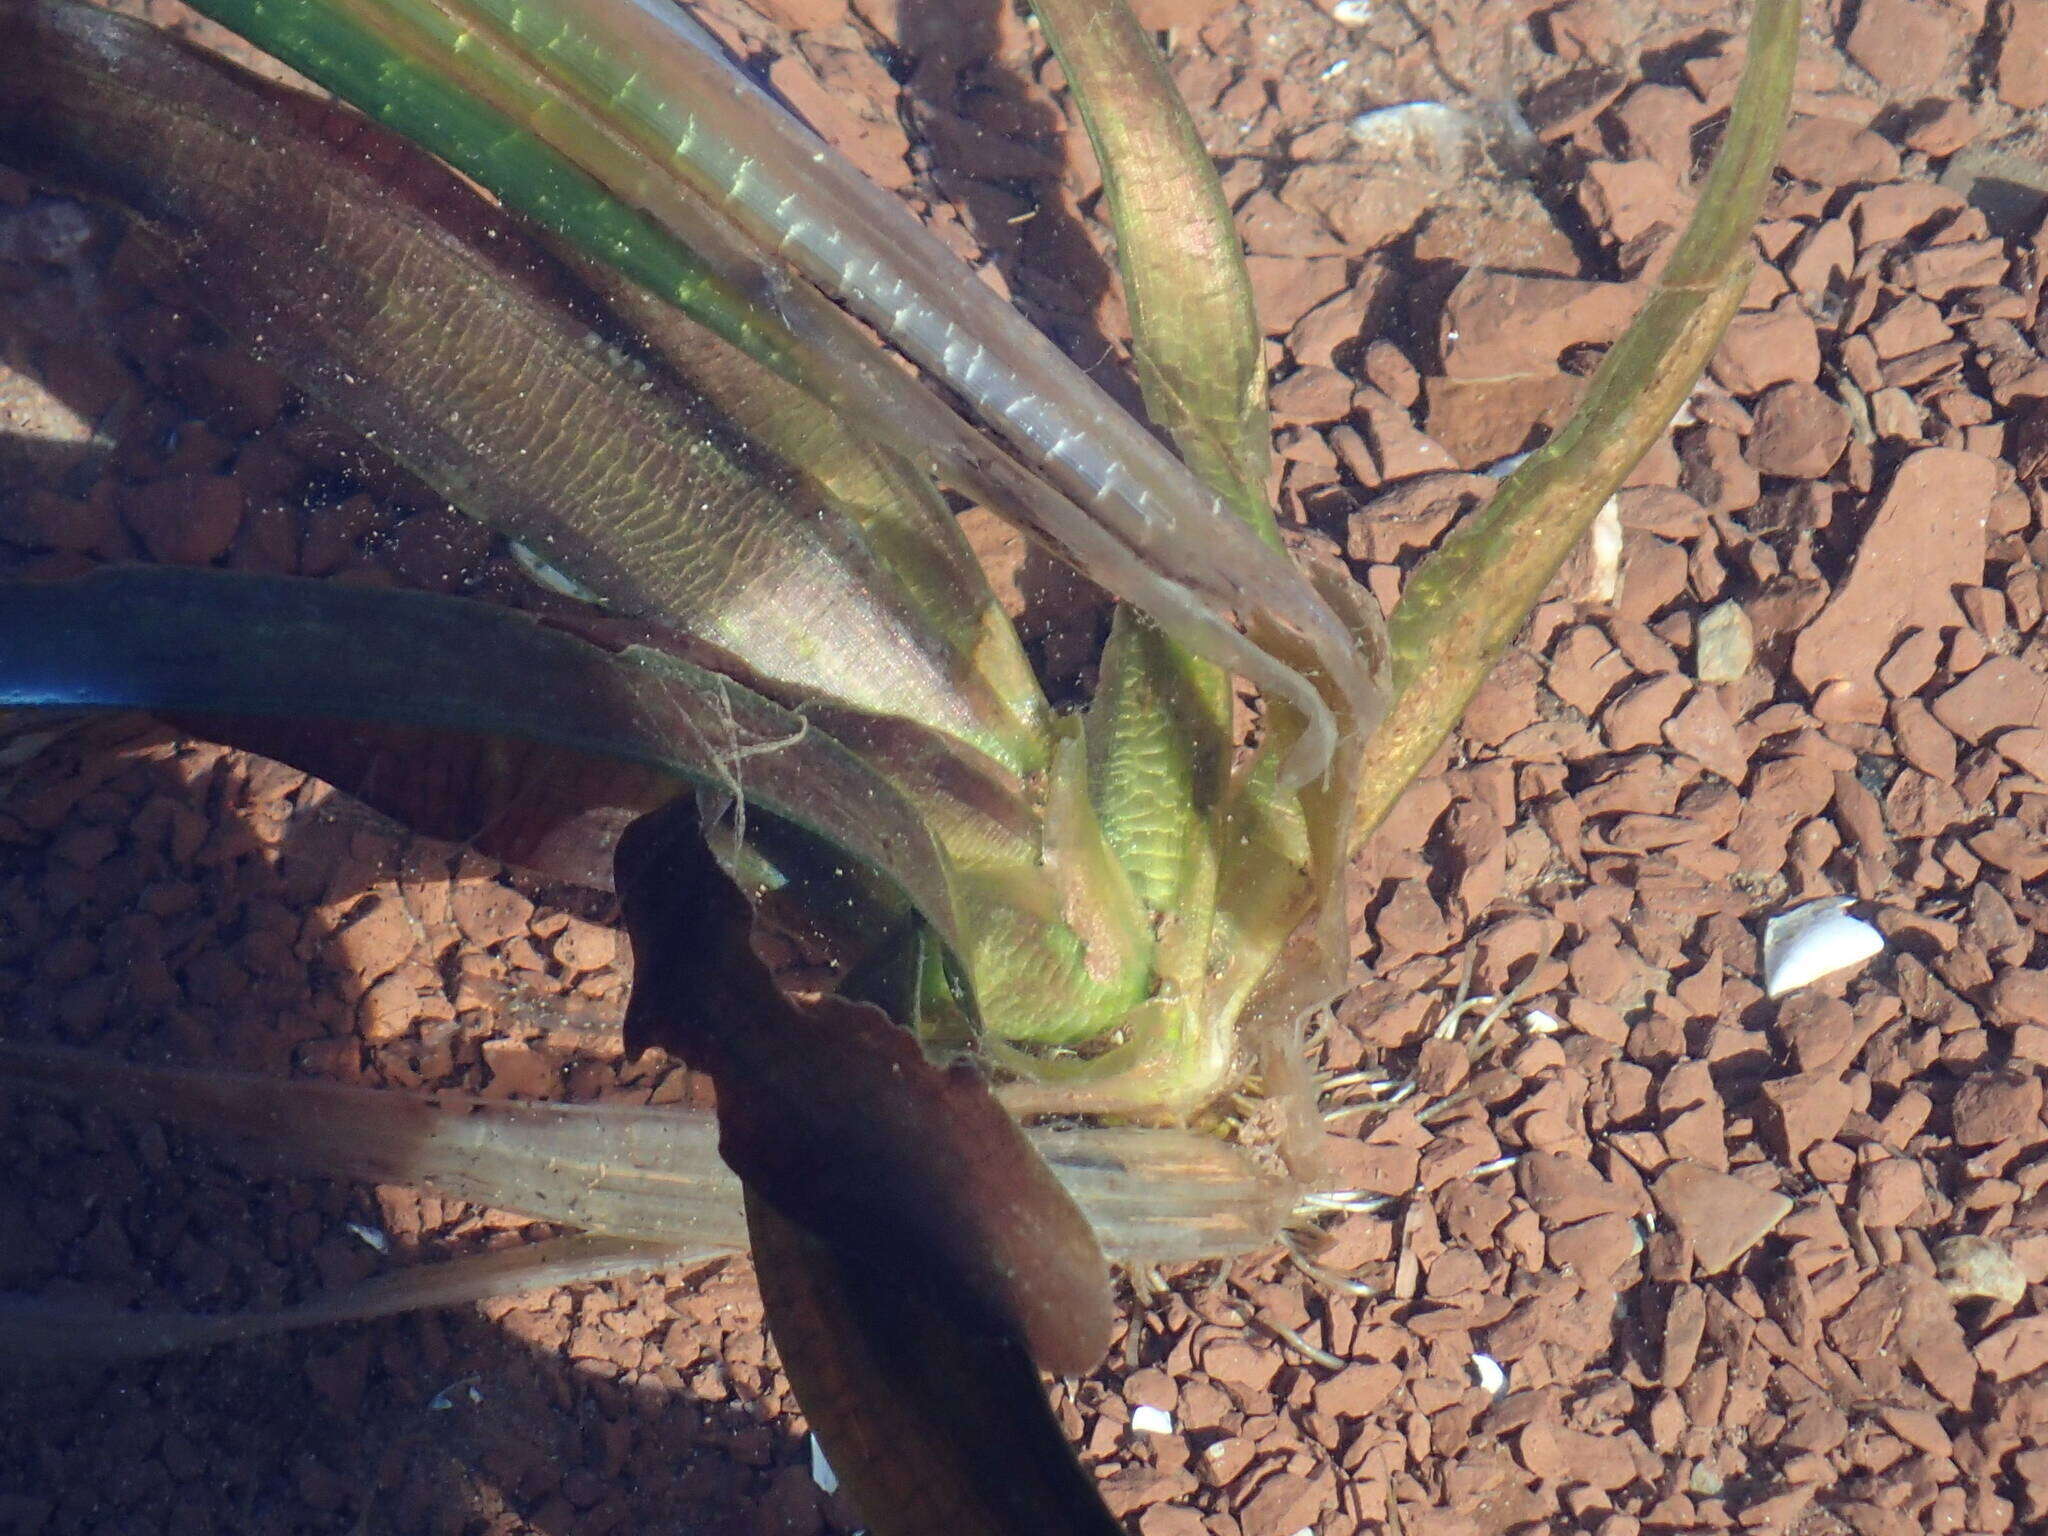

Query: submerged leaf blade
[0,1,1042,770]
[1027,0,1272,527]
[184,0,1375,791]
[0,566,965,946]
[1355,0,1798,841]
[748,1191,1124,1536]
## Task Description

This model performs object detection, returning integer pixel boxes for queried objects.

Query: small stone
[1314,1361,1401,1418]
[1664,688,1749,783]
[1950,1070,2045,1147]
[1778,994,1855,1075]
[1745,382,1851,479]
[1779,116,1903,187]
[1322,1136,1419,1196]
[1437,270,1641,379]
[1889,698,1958,781]
[358,972,426,1045]
[1247,255,1351,336]
[1988,971,2048,1030]
[1549,624,1631,715]
[1710,305,1820,396]
[1345,471,1492,562]
[549,920,617,975]
[1121,1370,1177,1416]
[1268,365,1357,423]
[1998,0,2048,109]
[1136,1507,1207,1536]
[1855,1158,1925,1228]
[1784,219,1855,297]
[1902,97,1977,157]
[1199,1338,1280,1393]
[1651,1161,1793,1275]
[1849,183,1970,247]
[1604,674,1691,753]
[331,895,418,984]
[1790,449,1995,715]
[1757,1073,1855,1161]
[1678,424,1760,515]
[1975,1317,2048,1383]
[1866,295,1952,361]
[1239,1472,1331,1536]
[1524,63,1632,141]
[1354,387,1459,480]
[452,877,538,949]
[1932,657,2048,743]
[1936,1235,2029,1305]
[1994,727,2048,781]
[1579,157,1690,248]
[1423,371,1583,467]
[1878,629,1943,698]
[1611,81,1704,172]
[1197,1436,1255,1488]
[1693,600,1754,683]
[1846,0,1963,90]
[481,1038,563,1099]
[1547,1212,1639,1283]
[120,474,245,566]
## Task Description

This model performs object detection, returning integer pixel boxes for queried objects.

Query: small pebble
[1694,600,1754,683]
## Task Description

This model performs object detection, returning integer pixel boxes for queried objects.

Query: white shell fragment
[1586,495,1624,605]
[1345,101,1485,167]
[1329,0,1373,24]
[1762,897,1884,999]
[1485,452,1621,602]
[1131,1405,1176,1436]
[345,1221,390,1254]
[426,1376,482,1411]
[507,538,608,605]
[1521,1007,1564,1036]
[809,1434,840,1496]
[1469,1353,1508,1397]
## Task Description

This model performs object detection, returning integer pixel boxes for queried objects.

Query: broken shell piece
[508,538,607,605]
[1469,1352,1508,1397]
[1586,495,1623,605]
[1130,1405,1176,1436]
[426,1375,482,1411]
[1762,897,1884,999]
[1344,101,1532,177]
[1936,1234,2028,1305]
[1521,1007,1564,1035]
[1329,0,1373,24]
[1486,453,1621,602]
[809,1434,840,1495]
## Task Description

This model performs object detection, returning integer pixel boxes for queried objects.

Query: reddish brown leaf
[747,1189,1122,1536]
[614,796,1112,1377]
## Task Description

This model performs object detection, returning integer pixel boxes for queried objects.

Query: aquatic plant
[0,0,1795,1528]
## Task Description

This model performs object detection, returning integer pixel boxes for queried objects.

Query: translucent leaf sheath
[179,0,1380,788]
[2,1044,1302,1265]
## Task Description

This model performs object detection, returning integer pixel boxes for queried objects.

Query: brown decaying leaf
[748,1189,1123,1536]
[613,797,1113,1378]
